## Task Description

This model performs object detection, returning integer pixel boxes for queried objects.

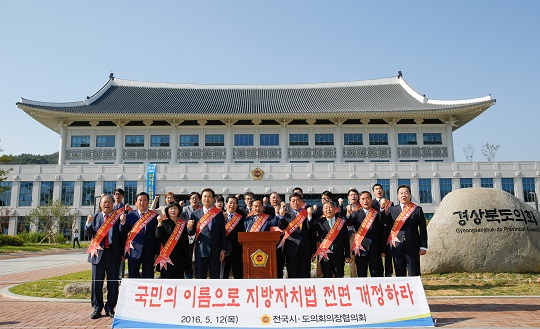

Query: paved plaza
[0,250,539,328]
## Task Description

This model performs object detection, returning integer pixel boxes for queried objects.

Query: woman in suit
[155,201,192,279]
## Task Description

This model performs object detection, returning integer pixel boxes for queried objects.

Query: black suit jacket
[314,216,350,262]
[278,208,316,257]
[224,212,245,256]
[188,208,227,258]
[385,204,428,254]
[124,210,159,261]
[347,208,385,256]
[86,212,126,266]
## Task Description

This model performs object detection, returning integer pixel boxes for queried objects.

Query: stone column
[115,121,126,165]
[388,119,398,162]
[445,118,456,161]
[58,123,67,165]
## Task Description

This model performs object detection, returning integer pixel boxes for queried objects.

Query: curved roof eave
[18,99,495,134]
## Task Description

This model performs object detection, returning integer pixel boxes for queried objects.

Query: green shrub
[0,234,24,246]
[17,232,47,243]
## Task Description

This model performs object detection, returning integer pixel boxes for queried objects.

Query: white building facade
[3,73,538,237]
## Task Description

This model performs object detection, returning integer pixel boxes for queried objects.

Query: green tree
[26,199,77,244]
[0,142,12,194]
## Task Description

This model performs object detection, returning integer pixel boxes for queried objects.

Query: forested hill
[0,152,59,164]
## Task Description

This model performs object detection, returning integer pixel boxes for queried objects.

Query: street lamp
[529,192,538,212]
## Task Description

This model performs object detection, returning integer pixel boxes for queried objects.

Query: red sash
[86,205,131,259]
[245,208,256,218]
[314,217,345,261]
[195,206,220,241]
[124,210,158,255]
[277,208,308,249]
[249,213,270,232]
[154,220,186,270]
[351,208,378,256]
[225,213,242,237]
[387,203,417,247]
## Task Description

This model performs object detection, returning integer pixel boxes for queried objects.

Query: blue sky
[1,1,538,161]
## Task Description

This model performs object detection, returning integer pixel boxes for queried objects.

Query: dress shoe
[90,311,101,319]
[105,310,115,318]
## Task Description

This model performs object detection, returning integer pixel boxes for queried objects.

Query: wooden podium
[238,231,281,279]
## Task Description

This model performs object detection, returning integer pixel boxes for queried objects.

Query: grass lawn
[8,270,540,299]
[0,243,89,253]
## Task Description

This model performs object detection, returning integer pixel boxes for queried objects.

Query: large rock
[421,187,540,274]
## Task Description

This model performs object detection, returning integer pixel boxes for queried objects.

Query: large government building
[2,73,538,237]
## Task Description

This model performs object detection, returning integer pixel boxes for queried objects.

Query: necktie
[327,218,334,250]
[228,213,233,222]
[103,214,110,248]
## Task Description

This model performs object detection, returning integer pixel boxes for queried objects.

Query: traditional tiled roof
[17,75,495,131]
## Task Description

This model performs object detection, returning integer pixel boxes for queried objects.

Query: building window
[40,181,54,206]
[180,135,199,147]
[124,181,137,205]
[81,181,96,206]
[423,133,442,145]
[234,134,254,146]
[397,179,410,189]
[481,178,493,188]
[501,178,515,195]
[71,135,90,147]
[522,178,535,202]
[398,133,417,145]
[289,134,309,146]
[260,134,279,146]
[459,178,472,188]
[151,135,170,147]
[376,179,390,198]
[125,135,144,147]
[344,133,363,145]
[18,182,33,207]
[96,135,115,147]
[315,134,334,146]
[205,134,225,146]
[103,181,116,196]
[419,179,432,203]
[439,178,452,201]
[61,182,75,206]
[0,182,12,207]
[369,133,388,145]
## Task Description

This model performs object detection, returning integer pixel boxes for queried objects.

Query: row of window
[0,181,138,207]
[71,133,443,148]
[1,177,535,208]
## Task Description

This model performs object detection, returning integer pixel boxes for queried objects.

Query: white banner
[113,277,434,328]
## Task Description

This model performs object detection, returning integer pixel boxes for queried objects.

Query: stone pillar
[445,119,456,161]
[170,124,179,164]
[115,121,126,165]
[8,216,17,236]
[280,120,290,163]
[226,123,234,164]
[388,119,398,162]
[332,119,344,163]
[58,123,67,165]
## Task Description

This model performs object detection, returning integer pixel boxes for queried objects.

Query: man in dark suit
[187,188,226,279]
[278,192,316,278]
[86,195,127,319]
[122,192,159,279]
[371,183,394,277]
[239,192,255,217]
[347,191,384,277]
[244,197,279,232]
[182,191,200,278]
[223,195,244,279]
[385,185,428,277]
[313,201,350,278]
